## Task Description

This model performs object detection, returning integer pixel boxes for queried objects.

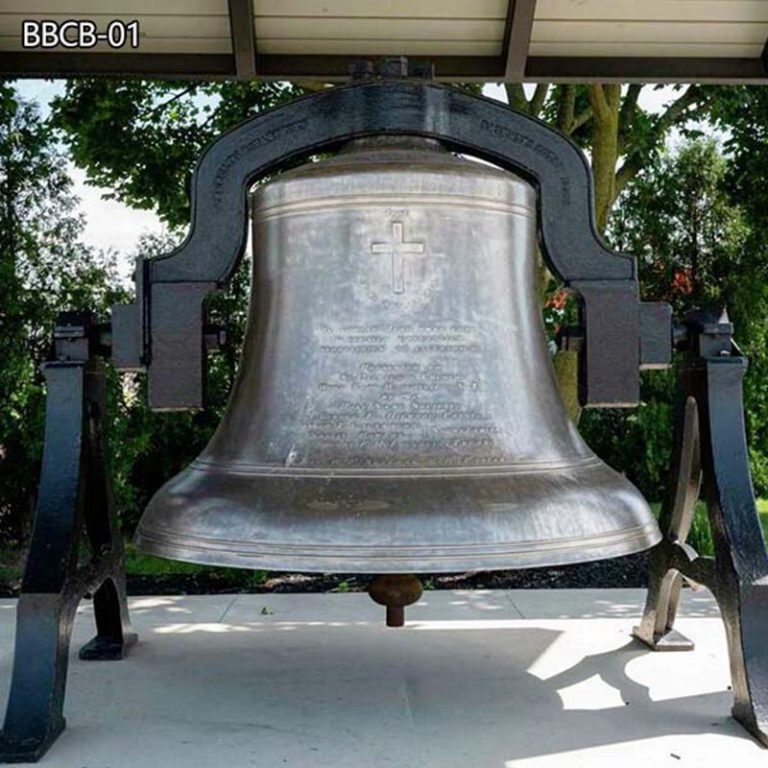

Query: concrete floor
[0,588,764,767]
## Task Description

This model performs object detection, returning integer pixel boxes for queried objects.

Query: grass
[0,544,270,590]
[648,498,768,558]
[123,543,270,584]
[125,544,272,585]
[759,498,768,528]
[126,546,207,575]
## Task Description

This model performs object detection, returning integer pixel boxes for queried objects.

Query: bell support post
[111,67,671,409]
[633,310,768,746]
[0,312,136,763]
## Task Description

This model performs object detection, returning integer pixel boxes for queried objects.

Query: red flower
[671,269,693,295]
[546,290,568,310]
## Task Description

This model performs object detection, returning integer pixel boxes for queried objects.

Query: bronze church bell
[136,136,660,574]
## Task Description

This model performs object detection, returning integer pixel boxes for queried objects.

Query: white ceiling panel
[253,0,507,19]
[533,20,768,46]
[1,0,767,82]
[536,0,768,24]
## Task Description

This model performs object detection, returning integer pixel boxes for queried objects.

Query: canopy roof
[2,0,768,82]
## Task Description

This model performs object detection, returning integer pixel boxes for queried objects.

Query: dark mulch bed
[124,551,650,596]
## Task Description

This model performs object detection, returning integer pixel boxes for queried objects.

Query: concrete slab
[221,588,519,625]
[505,586,722,619]
[0,589,762,767]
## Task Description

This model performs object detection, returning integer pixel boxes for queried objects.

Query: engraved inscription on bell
[311,321,494,467]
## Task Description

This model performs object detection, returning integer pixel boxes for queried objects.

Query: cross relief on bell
[370,221,425,294]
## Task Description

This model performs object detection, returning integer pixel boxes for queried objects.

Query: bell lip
[134,522,661,574]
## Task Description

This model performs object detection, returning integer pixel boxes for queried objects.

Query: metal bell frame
[2,68,767,761]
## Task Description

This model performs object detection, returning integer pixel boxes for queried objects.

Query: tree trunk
[588,84,621,234]
[499,83,703,425]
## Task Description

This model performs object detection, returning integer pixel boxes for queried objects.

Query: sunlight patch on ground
[556,673,627,711]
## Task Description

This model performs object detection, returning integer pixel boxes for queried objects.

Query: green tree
[611,139,749,309]
[52,80,305,227]
[504,84,719,417]
[506,84,714,233]
[0,83,125,545]
[705,88,768,492]
[581,138,768,501]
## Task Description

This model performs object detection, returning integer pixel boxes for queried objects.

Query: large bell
[136,136,660,573]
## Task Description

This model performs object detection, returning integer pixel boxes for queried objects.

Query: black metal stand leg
[0,315,136,763]
[725,581,768,745]
[0,596,79,762]
[634,396,702,651]
[634,566,694,650]
[80,576,137,661]
[696,335,768,745]
[635,311,768,745]
[0,362,88,762]
[79,364,136,662]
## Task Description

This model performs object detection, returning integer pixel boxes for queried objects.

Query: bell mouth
[135,461,660,574]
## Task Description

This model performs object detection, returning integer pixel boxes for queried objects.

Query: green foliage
[581,373,675,502]
[610,139,749,310]
[705,89,768,494]
[0,84,125,545]
[513,83,716,232]
[647,502,714,558]
[687,502,715,560]
[0,79,298,547]
[51,80,306,227]
[708,87,768,232]
[584,137,768,500]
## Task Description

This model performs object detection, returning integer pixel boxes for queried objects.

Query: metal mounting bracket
[111,78,671,410]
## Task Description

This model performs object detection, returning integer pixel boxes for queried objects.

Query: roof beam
[525,56,768,84]
[503,0,536,81]
[256,54,501,81]
[2,51,768,85]
[0,52,235,79]
[228,0,257,79]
